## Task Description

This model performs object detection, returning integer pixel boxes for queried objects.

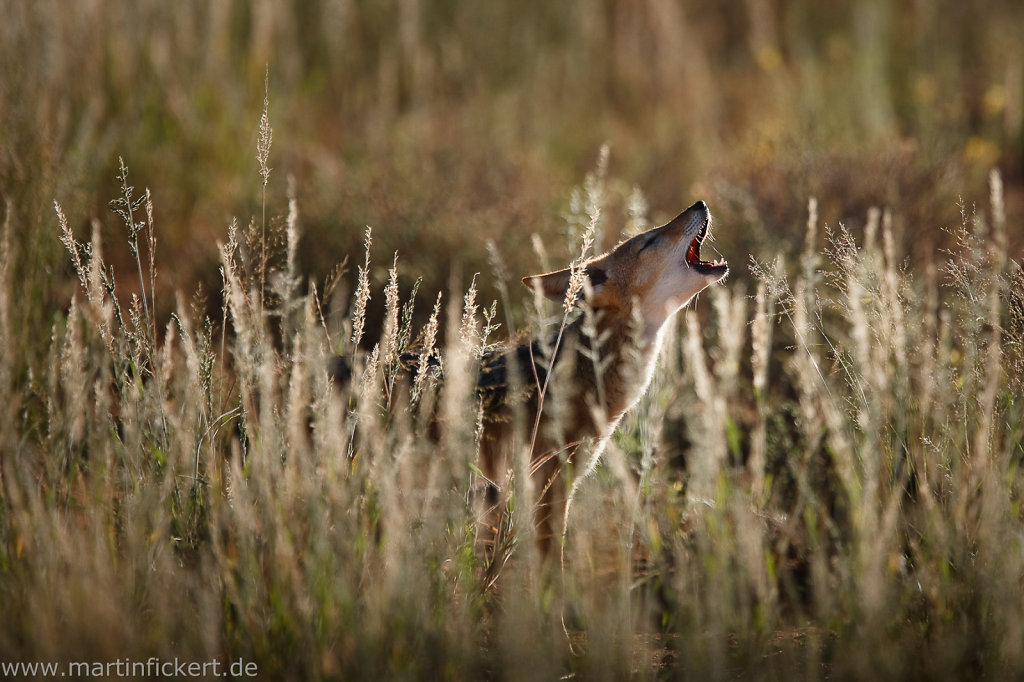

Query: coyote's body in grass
[476,200,729,554]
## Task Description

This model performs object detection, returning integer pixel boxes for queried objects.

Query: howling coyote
[475,200,729,554]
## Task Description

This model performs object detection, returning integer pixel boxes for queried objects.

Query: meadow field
[1,1,1023,679]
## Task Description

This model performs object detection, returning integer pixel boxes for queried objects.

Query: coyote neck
[549,308,668,436]
[522,308,669,521]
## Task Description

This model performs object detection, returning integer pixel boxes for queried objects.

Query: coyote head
[525,200,728,339]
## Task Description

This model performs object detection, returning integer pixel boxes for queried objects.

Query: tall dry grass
[1,3,1022,677]
[1,126,1021,678]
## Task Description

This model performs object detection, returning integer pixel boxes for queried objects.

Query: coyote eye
[638,233,659,252]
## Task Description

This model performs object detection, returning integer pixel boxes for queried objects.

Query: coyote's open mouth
[686,218,728,276]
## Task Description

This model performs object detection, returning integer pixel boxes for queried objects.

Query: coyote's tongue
[686,237,701,266]
[686,231,728,274]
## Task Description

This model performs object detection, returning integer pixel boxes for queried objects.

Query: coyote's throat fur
[476,199,729,555]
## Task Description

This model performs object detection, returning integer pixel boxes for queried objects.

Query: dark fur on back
[328,341,546,410]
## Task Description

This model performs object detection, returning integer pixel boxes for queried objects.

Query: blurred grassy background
[1,0,1022,350]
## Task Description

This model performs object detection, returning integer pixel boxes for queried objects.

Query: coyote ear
[522,268,572,302]
[522,263,609,302]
